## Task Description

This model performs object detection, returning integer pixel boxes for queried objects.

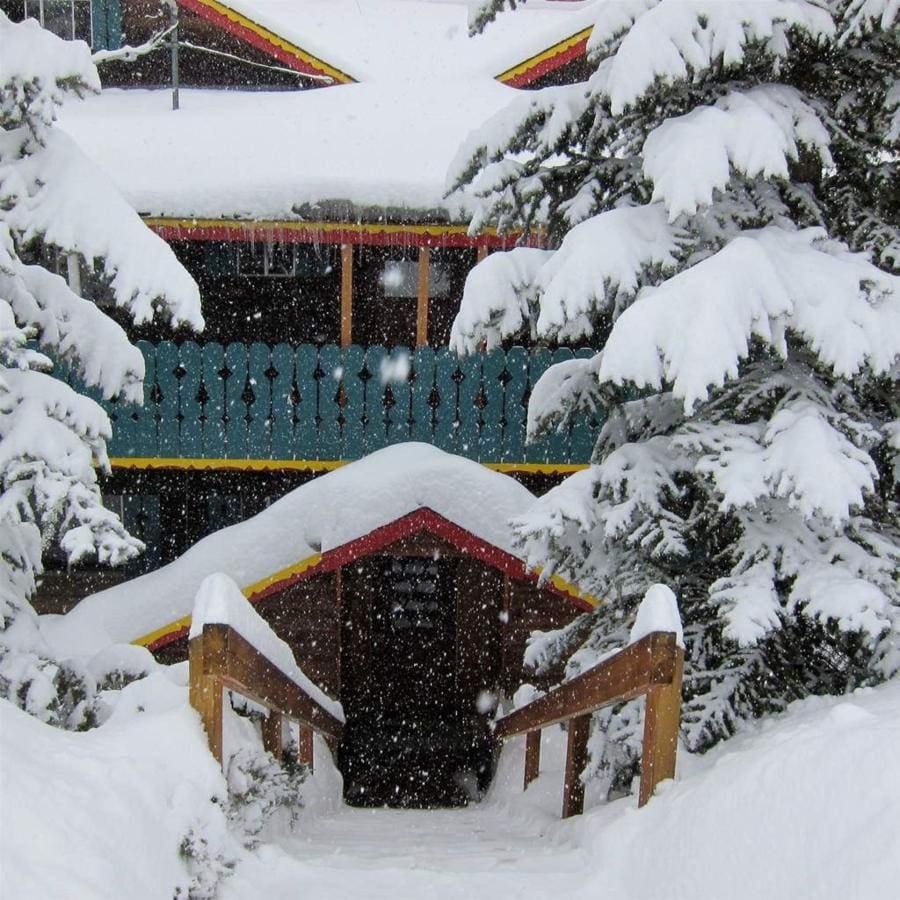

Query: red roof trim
[147,508,591,652]
[176,0,353,82]
[502,32,590,88]
[246,508,593,609]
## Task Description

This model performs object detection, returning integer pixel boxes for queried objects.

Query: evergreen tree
[0,14,202,726]
[451,0,900,796]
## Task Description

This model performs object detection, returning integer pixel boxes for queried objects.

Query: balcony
[72,341,603,472]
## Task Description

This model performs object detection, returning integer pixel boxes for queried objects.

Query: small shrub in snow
[176,825,238,900]
[225,741,308,841]
[455,0,900,794]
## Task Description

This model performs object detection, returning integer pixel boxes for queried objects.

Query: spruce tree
[0,14,202,726]
[451,0,900,795]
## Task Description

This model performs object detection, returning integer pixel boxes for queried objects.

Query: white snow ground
[3,674,900,899]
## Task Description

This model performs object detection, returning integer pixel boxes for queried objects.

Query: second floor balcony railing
[63,341,605,471]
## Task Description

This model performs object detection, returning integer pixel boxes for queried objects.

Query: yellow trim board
[109,457,348,473]
[242,553,324,599]
[109,457,588,476]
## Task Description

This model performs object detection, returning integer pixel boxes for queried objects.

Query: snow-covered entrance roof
[57,1,599,222]
[50,445,597,657]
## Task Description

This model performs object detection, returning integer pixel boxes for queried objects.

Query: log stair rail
[493,630,684,818]
[189,622,343,771]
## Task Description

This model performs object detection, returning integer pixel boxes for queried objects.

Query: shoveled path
[221,803,591,899]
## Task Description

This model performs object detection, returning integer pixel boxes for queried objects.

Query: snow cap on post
[630,584,684,648]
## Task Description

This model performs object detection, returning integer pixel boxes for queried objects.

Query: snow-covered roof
[179,0,598,84]
[49,445,597,658]
[57,1,599,221]
[58,81,511,221]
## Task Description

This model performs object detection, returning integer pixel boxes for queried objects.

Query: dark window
[24,0,92,44]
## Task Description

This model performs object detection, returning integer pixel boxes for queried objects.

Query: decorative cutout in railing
[64,342,604,468]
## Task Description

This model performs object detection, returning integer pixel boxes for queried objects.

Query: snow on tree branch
[598,227,900,411]
[590,0,834,115]
[454,0,900,778]
[2,129,203,330]
[643,86,832,220]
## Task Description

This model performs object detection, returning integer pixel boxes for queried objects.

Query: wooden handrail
[494,630,683,817]
[189,622,343,770]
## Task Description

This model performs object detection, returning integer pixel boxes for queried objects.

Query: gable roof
[176,0,598,85]
[49,445,598,658]
[59,1,600,223]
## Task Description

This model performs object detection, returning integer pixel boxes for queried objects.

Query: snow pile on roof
[49,444,538,655]
[190,573,343,720]
[57,0,599,220]
[58,82,512,220]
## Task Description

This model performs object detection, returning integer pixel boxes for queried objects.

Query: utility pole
[168,1,179,110]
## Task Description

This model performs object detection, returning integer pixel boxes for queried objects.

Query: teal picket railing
[69,342,604,468]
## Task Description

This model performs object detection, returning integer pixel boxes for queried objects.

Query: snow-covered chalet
[9,0,605,604]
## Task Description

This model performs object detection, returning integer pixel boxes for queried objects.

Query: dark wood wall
[153,531,582,698]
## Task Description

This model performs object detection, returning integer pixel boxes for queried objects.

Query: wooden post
[262,710,283,761]
[188,624,227,765]
[298,724,315,771]
[476,244,489,264]
[639,644,684,807]
[416,246,430,347]
[524,730,541,789]
[340,244,353,348]
[561,713,590,818]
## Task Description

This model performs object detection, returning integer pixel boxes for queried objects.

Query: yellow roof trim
[242,553,324,599]
[132,552,324,648]
[496,26,593,85]
[143,217,499,237]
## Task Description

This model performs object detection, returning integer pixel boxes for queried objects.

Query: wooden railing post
[340,244,353,348]
[262,711,283,761]
[638,642,684,807]
[524,730,541,789]
[298,724,315,772]
[561,713,591,819]
[188,624,227,764]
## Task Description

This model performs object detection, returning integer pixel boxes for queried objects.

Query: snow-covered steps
[220,805,590,899]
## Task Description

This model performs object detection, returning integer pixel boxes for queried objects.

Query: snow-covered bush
[225,739,309,841]
[0,13,202,725]
[453,0,900,792]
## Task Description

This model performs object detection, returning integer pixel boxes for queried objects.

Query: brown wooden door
[368,557,457,713]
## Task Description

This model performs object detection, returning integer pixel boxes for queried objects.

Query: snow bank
[575,681,900,899]
[49,444,540,655]
[191,573,343,721]
[485,680,900,900]
[0,685,228,899]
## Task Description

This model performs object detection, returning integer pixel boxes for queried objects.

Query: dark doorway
[338,555,494,807]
